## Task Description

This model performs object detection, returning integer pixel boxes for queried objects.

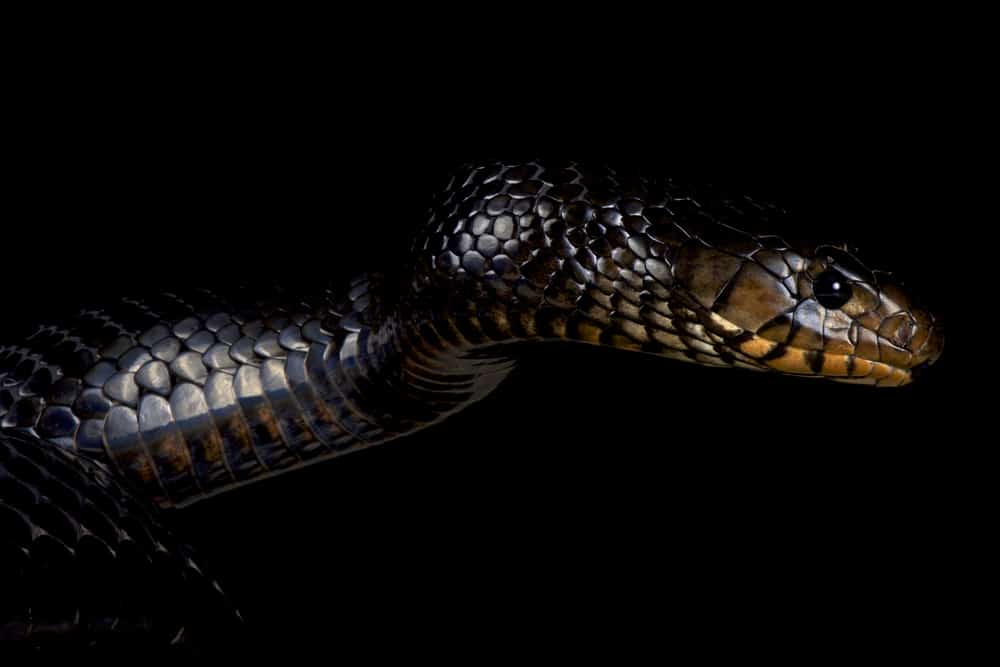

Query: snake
[0,159,943,650]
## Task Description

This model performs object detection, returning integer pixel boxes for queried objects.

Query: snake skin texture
[0,159,944,647]
[0,430,241,650]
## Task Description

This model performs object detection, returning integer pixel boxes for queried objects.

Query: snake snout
[868,273,945,374]
[907,323,945,381]
[906,315,945,369]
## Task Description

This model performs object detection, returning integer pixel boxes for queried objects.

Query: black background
[4,35,976,659]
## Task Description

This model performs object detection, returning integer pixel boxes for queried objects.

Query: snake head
[414,160,943,388]
[670,237,944,387]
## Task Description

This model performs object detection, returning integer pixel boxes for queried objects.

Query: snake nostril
[895,320,916,349]
[879,313,917,350]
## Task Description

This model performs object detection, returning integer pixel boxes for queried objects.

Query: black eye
[814,270,853,309]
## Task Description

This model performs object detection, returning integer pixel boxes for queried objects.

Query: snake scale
[0,159,943,650]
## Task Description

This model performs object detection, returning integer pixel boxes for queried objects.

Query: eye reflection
[814,270,853,309]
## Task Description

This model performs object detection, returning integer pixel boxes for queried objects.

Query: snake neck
[329,273,518,441]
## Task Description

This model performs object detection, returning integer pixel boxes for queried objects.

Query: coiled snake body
[0,160,943,649]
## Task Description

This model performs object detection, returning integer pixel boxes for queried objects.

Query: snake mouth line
[735,336,914,387]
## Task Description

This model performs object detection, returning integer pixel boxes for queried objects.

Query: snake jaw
[706,312,943,387]
[709,328,915,387]
[726,309,944,387]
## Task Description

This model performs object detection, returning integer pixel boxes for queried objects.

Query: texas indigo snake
[0,159,944,649]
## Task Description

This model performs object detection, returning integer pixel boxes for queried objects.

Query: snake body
[0,160,943,648]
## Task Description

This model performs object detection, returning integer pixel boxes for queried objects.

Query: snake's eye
[814,270,853,309]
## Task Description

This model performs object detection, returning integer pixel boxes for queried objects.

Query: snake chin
[766,346,912,386]
[720,332,922,388]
